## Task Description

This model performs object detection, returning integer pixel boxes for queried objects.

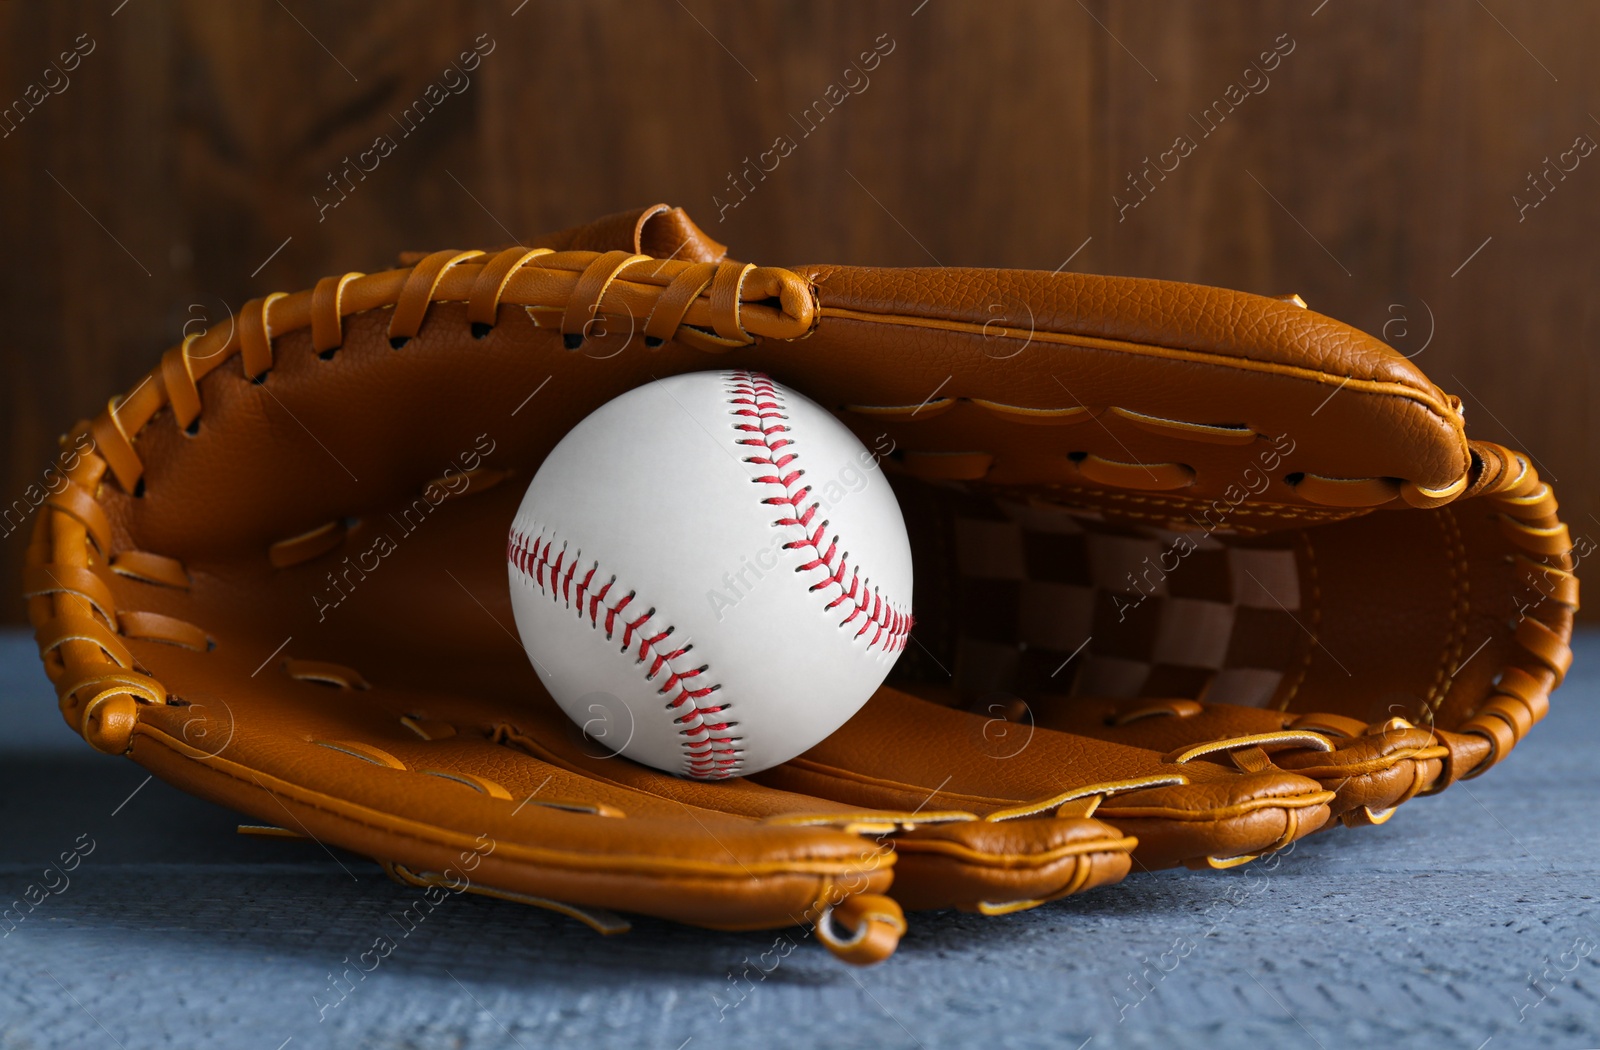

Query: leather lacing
[1057,441,1576,790]
[17,247,1578,881]
[95,249,813,496]
[1438,442,1577,784]
[843,399,1470,509]
[26,249,816,755]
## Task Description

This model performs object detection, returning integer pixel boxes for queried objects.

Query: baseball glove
[25,204,1571,965]
[559,207,1577,829]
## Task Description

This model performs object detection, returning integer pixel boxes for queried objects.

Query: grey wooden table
[1,627,1596,1050]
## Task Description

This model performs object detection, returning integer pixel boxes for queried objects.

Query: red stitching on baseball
[507,528,743,778]
[727,371,913,652]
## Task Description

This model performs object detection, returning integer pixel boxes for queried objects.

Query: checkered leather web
[895,482,1309,709]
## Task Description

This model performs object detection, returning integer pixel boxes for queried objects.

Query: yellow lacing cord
[26,250,815,753]
[1442,442,1576,783]
[25,257,1574,785]
[80,250,817,496]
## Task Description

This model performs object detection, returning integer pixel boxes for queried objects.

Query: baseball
[507,370,914,779]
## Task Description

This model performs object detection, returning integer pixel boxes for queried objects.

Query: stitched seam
[73,253,818,499]
[727,371,912,653]
[25,253,815,749]
[998,485,1363,519]
[986,484,1362,533]
[1424,507,1469,713]
[1446,474,1574,775]
[507,526,743,780]
[817,305,1462,422]
[134,724,867,877]
[24,266,1571,781]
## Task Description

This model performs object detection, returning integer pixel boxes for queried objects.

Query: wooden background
[1,0,1595,622]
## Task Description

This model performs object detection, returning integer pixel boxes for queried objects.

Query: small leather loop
[1493,665,1551,723]
[968,400,1088,425]
[560,250,648,339]
[239,292,286,379]
[43,481,114,556]
[518,797,629,819]
[311,272,364,353]
[400,716,458,741]
[1461,714,1517,774]
[420,769,514,800]
[389,250,484,342]
[90,406,144,496]
[268,520,347,569]
[1109,406,1258,445]
[1268,806,1308,853]
[1475,696,1534,743]
[1292,473,1401,507]
[1400,473,1469,509]
[629,202,674,253]
[642,262,718,345]
[1417,729,1482,794]
[21,564,118,629]
[1229,746,1274,773]
[1461,440,1510,498]
[316,739,403,767]
[1497,481,1558,520]
[37,613,134,668]
[1517,684,1551,725]
[468,247,552,327]
[82,690,141,754]
[1364,716,1418,737]
[1076,453,1194,492]
[1486,449,1536,497]
[1053,795,1103,819]
[1493,664,1544,701]
[708,261,755,343]
[1111,699,1204,726]
[1517,556,1579,607]
[160,335,203,429]
[1164,731,1334,765]
[1342,805,1397,828]
[60,667,166,711]
[120,610,212,652]
[1498,516,1572,558]
[1188,852,1259,871]
[1514,616,1572,681]
[1287,712,1370,738]
[816,893,904,966]
[109,550,191,589]
[285,658,370,690]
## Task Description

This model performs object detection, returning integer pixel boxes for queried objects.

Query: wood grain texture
[1,1,1594,621]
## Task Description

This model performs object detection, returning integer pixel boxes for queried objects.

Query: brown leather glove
[533,205,1577,829]
[25,204,1568,965]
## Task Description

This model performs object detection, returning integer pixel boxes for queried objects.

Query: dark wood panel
[2,0,1594,622]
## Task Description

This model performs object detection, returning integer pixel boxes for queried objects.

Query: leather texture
[25,203,1575,964]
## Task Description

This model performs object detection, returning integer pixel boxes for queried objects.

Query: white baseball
[507,370,913,779]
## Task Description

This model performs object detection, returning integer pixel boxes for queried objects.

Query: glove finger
[877,393,1573,821]
[70,612,916,947]
[1029,698,1447,827]
[887,817,1134,913]
[753,687,1335,871]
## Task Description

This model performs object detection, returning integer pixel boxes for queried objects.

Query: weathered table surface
[2,628,1595,1050]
